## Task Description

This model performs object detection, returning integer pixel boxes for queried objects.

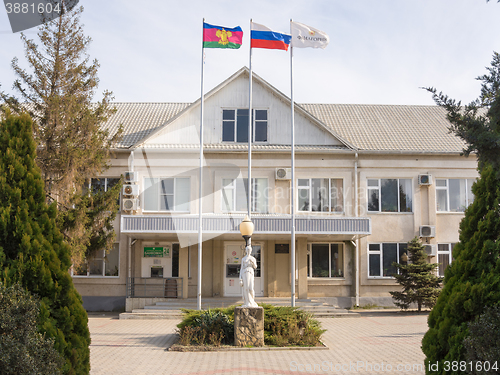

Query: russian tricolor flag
[251,22,291,51]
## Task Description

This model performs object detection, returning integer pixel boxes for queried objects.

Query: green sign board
[144,246,170,258]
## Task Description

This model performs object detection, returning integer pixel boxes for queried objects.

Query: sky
[1,0,499,105]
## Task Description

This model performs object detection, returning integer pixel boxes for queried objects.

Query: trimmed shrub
[0,282,64,375]
[177,304,324,347]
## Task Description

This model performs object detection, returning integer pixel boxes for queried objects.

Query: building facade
[71,68,478,311]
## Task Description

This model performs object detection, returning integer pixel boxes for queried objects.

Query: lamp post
[239,215,254,247]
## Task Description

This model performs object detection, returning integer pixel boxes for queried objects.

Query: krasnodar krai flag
[251,22,291,51]
[290,21,329,49]
[203,23,243,49]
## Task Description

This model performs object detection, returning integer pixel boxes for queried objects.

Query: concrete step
[120,303,354,319]
[120,311,183,320]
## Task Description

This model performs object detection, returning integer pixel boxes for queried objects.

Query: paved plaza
[89,312,428,375]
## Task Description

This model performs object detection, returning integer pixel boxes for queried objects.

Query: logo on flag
[251,22,291,51]
[291,21,329,49]
[203,23,243,49]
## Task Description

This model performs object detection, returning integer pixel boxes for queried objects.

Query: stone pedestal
[234,306,264,347]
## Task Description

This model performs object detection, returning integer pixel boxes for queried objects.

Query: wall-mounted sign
[144,246,171,258]
[275,244,289,254]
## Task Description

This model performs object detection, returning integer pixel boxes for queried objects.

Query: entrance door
[224,242,264,297]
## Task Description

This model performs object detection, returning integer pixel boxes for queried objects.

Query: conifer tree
[390,237,441,312]
[1,3,122,267]
[0,111,90,374]
[422,52,500,374]
[0,282,64,375]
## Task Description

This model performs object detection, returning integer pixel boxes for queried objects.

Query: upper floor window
[298,178,343,213]
[436,179,475,212]
[85,177,121,206]
[143,177,190,212]
[222,109,268,143]
[368,243,408,277]
[221,178,268,213]
[367,179,412,213]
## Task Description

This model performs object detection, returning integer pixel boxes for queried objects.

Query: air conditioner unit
[424,244,437,257]
[123,198,139,211]
[124,171,138,183]
[418,174,432,186]
[420,225,436,238]
[275,168,291,180]
[122,184,139,196]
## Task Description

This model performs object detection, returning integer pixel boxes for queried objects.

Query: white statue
[239,244,259,308]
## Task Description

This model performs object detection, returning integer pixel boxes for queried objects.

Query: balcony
[121,214,371,237]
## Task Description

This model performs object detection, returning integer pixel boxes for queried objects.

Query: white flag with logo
[290,21,329,49]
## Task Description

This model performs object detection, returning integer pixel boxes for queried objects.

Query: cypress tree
[390,237,441,312]
[0,111,90,375]
[422,52,500,374]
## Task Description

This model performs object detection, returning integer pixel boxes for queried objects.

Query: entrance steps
[119,297,358,319]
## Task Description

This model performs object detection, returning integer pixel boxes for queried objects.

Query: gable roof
[301,104,466,153]
[103,102,190,148]
[130,67,354,150]
[101,69,466,154]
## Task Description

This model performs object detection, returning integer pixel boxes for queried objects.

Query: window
[307,243,344,278]
[298,178,343,212]
[72,244,119,277]
[87,177,121,204]
[437,243,455,277]
[222,109,268,143]
[90,177,120,194]
[367,179,412,213]
[143,177,190,212]
[221,178,268,213]
[436,179,475,212]
[368,243,408,277]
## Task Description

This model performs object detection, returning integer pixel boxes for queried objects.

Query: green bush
[177,304,324,347]
[260,304,325,347]
[463,304,500,374]
[0,282,64,375]
[177,308,235,346]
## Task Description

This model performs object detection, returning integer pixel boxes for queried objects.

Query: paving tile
[89,313,428,375]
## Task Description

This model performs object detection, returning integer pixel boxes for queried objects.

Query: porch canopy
[121,214,371,241]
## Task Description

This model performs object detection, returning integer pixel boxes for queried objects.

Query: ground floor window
[437,243,455,277]
[368,243,408,277]
[72,244,119,277]
[307,243,344,278]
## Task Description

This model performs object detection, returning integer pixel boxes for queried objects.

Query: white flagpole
[197,18,205,310]
[248,19,253,220]
[290,19,296,307]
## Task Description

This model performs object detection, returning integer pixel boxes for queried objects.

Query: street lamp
[239,215,254,247]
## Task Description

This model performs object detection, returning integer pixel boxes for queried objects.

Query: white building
[71,68,478,311]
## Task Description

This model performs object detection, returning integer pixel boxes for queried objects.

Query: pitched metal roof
[103,102,191,148]
[300,103,466,153]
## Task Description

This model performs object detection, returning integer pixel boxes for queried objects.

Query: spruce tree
[390,237,441,312]
[422,52,500,374]
[0,112,90,375]
[1,4,121,267]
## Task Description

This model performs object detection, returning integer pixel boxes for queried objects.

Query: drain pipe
[354,152,360,307]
